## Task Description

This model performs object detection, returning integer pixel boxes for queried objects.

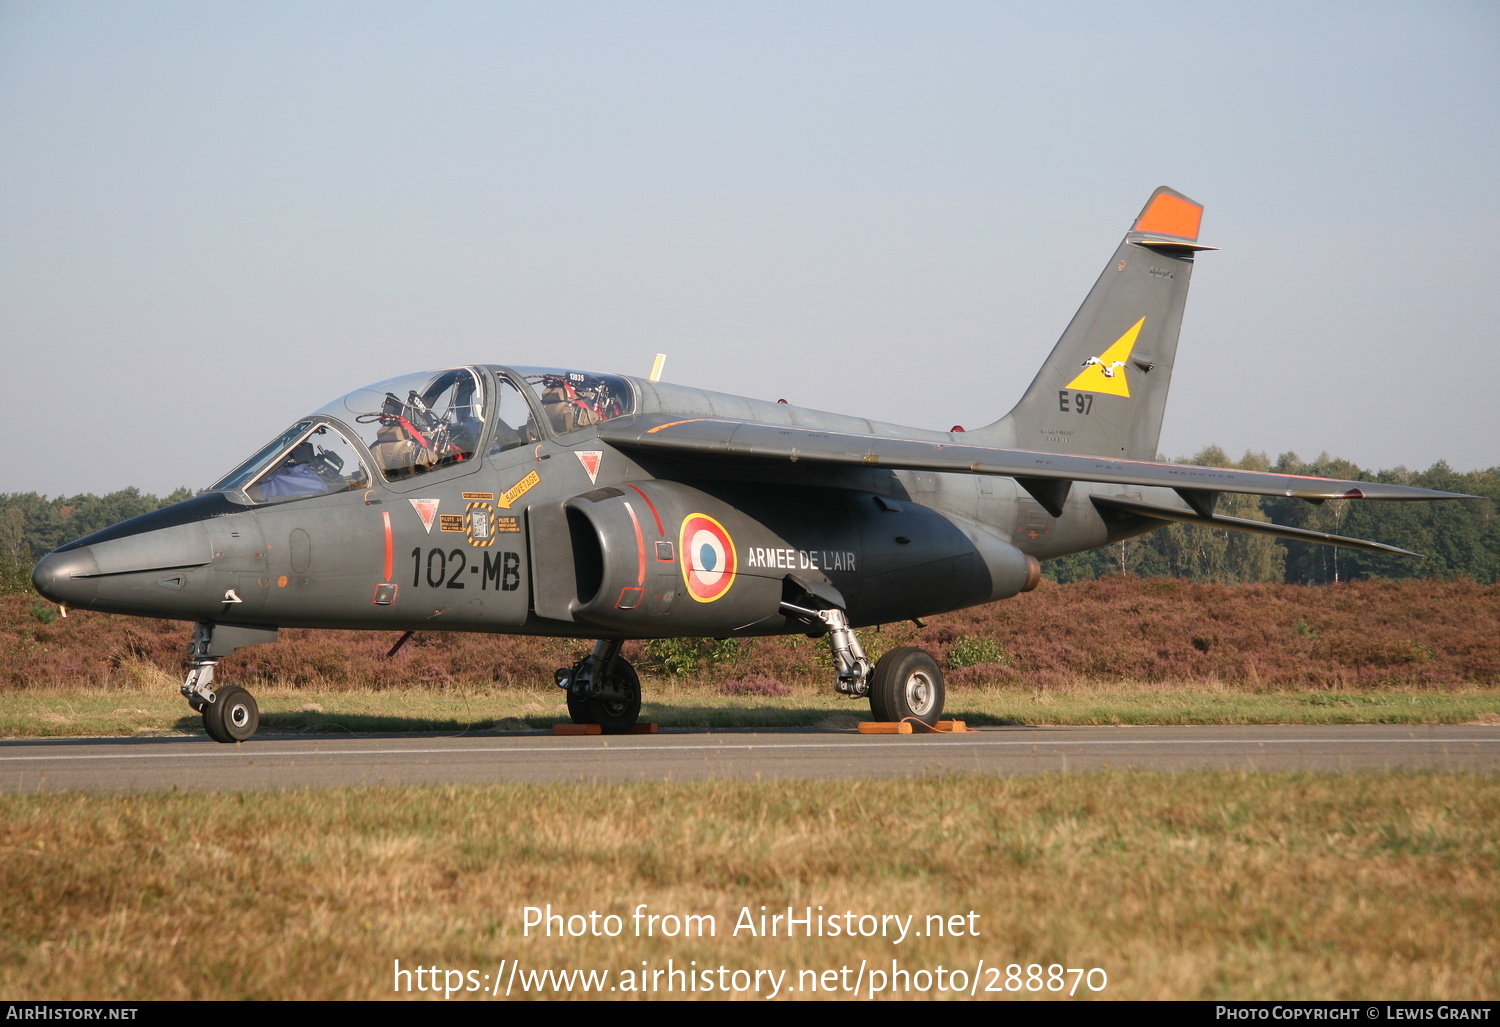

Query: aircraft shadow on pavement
[168,706,1025,737]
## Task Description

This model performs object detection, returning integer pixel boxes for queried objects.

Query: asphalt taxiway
[2,724,1496,792]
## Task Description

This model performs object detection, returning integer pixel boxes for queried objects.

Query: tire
[868,647,944,731]
[570,659,641,734]
[202,685,259,743]
[564,664,594,726]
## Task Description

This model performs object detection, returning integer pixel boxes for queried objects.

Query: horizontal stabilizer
[1092,496,1422,557]
[601,415,1473,505]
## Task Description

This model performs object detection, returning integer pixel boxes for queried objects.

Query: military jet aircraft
[31,187,1469,742]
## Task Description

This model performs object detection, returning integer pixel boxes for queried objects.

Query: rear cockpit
[507,367,636,436]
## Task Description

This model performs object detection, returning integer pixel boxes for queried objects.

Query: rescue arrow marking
[498,470,542,509]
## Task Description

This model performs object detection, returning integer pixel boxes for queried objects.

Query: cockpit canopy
[208,365,638,503]
[321,367,488,480]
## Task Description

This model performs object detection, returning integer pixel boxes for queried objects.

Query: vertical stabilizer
[975,187,1211,459]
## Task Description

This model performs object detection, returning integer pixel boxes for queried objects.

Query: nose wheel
[201,685,260,743]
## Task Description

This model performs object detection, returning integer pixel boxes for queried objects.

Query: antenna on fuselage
[648,353,666,382]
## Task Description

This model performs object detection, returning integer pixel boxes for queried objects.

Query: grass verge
[1,678,1497,739]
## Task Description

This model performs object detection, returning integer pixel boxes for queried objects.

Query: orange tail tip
[1133,188,1203,241]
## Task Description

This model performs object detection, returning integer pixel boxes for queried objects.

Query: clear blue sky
[2,0,1496,497]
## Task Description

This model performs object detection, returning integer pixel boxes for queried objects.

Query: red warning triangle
[576,451,603,485]
[408,498,439,533]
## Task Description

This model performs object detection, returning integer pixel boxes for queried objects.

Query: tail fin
[975,186,1211,460]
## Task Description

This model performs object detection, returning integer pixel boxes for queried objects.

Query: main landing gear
[781,598,946,730]
[556,638,641,734]
[555,604,946,734]
[182,622,268,743]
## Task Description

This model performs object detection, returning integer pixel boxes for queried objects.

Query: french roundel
[679,513,737,603]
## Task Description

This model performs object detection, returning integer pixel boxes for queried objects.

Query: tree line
[1044,449,1499,584]
[1,450,1496,594]
[0,487,193,593]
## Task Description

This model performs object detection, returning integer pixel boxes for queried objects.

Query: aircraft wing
[598,415,1472,510]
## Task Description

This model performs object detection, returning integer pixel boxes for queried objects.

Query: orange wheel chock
[858,720,969,735]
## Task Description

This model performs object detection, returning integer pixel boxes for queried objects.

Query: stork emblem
[1079,356,1126,379]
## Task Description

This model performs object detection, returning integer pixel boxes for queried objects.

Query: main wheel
[202,685,259,743]
[568,659,641,734]
[868,647,944,731]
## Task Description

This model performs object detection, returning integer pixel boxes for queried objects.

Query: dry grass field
[2,773,1496,1000]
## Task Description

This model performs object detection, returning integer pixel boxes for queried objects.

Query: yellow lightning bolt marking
[1064,317,1145,398]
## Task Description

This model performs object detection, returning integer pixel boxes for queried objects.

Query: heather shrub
[3,580,1496,693]
[945,663,1020,688]
[718,635,822,682]
[720,674,792,697]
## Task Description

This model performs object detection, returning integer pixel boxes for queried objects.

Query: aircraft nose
[31,547,100,607]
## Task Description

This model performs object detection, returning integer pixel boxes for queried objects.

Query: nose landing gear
[181,622,277,743]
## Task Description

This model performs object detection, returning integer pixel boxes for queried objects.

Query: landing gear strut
[781,596,945,730]
[780,602,873,697]
[556,639,641,734]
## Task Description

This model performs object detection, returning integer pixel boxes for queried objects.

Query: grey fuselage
[32,367,1157,641]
